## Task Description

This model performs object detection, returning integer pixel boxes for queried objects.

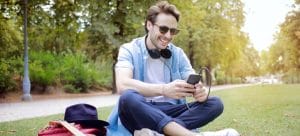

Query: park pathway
[0,84,253,123]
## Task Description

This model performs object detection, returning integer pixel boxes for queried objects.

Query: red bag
[38,121,106,136]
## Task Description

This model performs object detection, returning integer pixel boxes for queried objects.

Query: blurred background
[0,0,299,96]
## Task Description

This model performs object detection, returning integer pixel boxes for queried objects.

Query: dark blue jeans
[118,90,224,134]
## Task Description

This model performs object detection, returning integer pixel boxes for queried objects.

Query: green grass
[201,84,300,136]
[0,84,299,136]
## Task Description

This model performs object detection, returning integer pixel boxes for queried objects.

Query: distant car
[260,78,279,84]
[261,79,273,84]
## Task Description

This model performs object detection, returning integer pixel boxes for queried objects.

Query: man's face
[147,13,178,50]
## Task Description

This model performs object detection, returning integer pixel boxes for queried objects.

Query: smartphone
[186,74,202,110]
[186,74,201,85]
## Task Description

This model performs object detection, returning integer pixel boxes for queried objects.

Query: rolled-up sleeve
[179,49,195,80]
[115,45,134,69]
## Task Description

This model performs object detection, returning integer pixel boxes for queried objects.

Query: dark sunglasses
[154,24,180,35]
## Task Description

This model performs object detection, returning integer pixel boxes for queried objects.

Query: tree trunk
[112,47,118,94]
[111,0,125,94]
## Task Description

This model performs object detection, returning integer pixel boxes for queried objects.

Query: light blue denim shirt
[107,36,195,136]
[116,35,195,87]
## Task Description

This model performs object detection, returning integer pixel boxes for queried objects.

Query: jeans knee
[209,97,224,115]
[119,89,142,110]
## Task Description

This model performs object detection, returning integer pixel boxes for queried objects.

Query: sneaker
[134,128,164,136]
[197,128,240,136]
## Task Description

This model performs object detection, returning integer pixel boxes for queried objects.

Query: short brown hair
[145,1,180,33]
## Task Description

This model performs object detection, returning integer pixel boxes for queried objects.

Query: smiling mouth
[159,37,170,46]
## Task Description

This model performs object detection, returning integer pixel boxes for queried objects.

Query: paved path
[0,84,253,123]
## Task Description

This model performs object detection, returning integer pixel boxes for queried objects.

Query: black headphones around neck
[145,36,172,59]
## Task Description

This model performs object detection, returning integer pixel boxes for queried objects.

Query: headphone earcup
[148,49,161,59]
[160,49,172,59]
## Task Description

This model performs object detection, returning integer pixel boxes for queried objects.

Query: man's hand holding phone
[162,80,195,99]
[186,74,208,102]
[193,83,208,102]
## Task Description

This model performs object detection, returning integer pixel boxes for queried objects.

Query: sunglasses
[154,24,180,35]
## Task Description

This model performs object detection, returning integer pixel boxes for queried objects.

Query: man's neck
[146,35,158,50]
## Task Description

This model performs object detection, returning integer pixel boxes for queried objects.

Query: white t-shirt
[144,57,173,102]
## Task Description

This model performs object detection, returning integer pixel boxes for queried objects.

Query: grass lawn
[201,84,300,136]
[0,84,299,136]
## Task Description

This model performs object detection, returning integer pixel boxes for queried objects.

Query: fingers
[195,82,203,88]
[175,80,195,88]
[197,87,207,93]
[165,79,209,102]
[195,81,206,92]
[193,85,208,102]
[194,90,206,98]
[172,87,195,95]
[194,91,207,102]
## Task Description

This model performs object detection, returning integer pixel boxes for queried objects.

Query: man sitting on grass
[113,1,239,136]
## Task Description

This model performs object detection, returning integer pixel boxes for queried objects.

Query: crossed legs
[118,90,224,135]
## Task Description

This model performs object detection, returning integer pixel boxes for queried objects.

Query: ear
[146,20,153,32]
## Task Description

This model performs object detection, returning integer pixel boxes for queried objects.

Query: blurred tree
[1,0,268,90]
[230,45,260,78]
[83,0,156,93]
[0,0,23,58]
[84,0,156,61]
[0,19,23,59]
[172,0,248,76]
[27,0,83,53]
[0,0,23,93]
[267,0,300,74]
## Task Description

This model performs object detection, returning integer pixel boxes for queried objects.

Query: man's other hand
[193,82,208,102]
[162,80,195,99]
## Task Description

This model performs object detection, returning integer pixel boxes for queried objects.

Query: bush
[9,50,113,94]
[215,71,243,85]
[63,84,80,93]
[29,51,59,91]
[215,71,226,85]
[231,77,243,84]
[59,52,110,93]
[0,59,16,93]
[216,77,225,85]
[282,71,300,84]
[94,61,113,87]
[0,20,22,93]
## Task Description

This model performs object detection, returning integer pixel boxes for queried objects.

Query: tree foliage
[266,0,300,75]
[84,0,156,61]
[0,1,23,93]
[0,0,268,92]
[172,0,249,78]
